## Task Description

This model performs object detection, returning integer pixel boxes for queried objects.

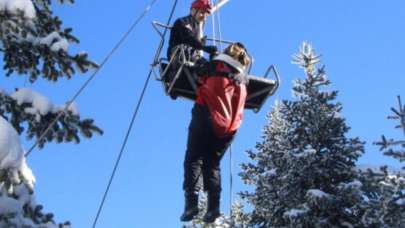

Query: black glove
[203,45,218,55]
[201,36,207,45]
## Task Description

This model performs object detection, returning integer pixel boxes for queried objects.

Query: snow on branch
[0,117,70,227]
[0,0,36,19]
[0,116,35,189]
[292,41,321,76]
[0,0,98,82]
[0,88,102,149]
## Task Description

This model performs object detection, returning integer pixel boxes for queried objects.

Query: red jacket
[196,54,248,138]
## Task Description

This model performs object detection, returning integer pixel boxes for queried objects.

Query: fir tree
[0,0,102,226]
[0,116,70,227]
[240,42,365,227]
[357,96,405,227]
[376,96,405,166]
[0,0,102,147]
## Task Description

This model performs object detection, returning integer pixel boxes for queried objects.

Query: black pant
[183,104,234,195]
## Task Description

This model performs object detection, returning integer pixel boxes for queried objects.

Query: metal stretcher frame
[151,21,280,113]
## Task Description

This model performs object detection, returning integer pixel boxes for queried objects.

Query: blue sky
[1,0,405,227]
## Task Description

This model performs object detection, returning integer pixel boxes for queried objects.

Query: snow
[0,116,35,189]
[0,116,24,169]
[293,148,316,158]
[7,88,80,120]
[341,180,363,189]
[396,198,405,206]
[0,116,63,227]
[0,0,36,19]
[265,168,277,176]
[59,102,80,116]
[0,195,21,214]
[307,189,330,199]
[284,208,308,218]
[362,194,370,203]
[51,38,69,52]
[40,32,69,52]
[11,88,54,116]
[0,190,54,227]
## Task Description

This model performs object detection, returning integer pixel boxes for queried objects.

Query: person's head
[224,42,251,67]
[190,0,211,23]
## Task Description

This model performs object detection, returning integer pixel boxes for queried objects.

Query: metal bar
[211,0,231,13]
[167,64,184,95]
[157,46,181,81]
[263,65,280,95]
[152,21,173,32]
[246,87,273,101]
[206,37,234,45]
[183,67,198,92]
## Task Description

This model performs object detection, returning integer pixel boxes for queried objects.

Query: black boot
[203,193,220,223]
[180,192,199,222]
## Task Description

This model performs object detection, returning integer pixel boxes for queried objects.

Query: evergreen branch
[0,90,103,149]
[374,96,405,165]
[0,1,98,82]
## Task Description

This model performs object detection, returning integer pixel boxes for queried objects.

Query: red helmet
[191,0,212,13]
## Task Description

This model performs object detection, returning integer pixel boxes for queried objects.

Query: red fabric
[196,62,247,138]
[191,0,212,12]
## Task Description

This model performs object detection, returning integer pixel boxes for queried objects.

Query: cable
[25,0,158,157]
[91,1,178,227]
[229,145,233,222]
[215,2,223,51]
[213,1,232,220]
[210,0,217,46]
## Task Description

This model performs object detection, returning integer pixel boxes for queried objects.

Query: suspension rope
[212,0,233,219]
[210,0,217,46]
[25,0,158,157]
[229,144,233,220]
[91,1,178,227]
[215,0,223,51]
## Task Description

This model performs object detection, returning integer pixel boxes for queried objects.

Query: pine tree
[376,96,405,166]
[0,116,70,227]
[357,96,405,227]
[0,0,102,226]
[240,42,365,227]
[0,0,102,147]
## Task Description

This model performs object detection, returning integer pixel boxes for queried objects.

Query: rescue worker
[181,42,251,223]
[167,0,218,63]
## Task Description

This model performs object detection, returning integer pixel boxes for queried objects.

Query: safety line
[91,0,178,227]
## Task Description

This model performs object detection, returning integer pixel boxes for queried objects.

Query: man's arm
[173,18,204,50]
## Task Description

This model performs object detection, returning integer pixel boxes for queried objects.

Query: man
[181,42,251,223]
[167,0,218,63]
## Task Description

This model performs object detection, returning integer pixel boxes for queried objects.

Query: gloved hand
[203,45,218,55]
[201,35,207,45]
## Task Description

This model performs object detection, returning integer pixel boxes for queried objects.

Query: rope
[212,0,232,220]
[229,144,233,221]
[210,0,217,46]
[215,2,223,51]
[25,0,158,157]
[91,1,178,227]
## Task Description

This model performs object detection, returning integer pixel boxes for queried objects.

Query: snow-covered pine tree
[240,42,365,227]
[376,96,405,166]
[0,0,102,147]
[357,96,405,227]
[0,0,102,226]
[0,116,70,227]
